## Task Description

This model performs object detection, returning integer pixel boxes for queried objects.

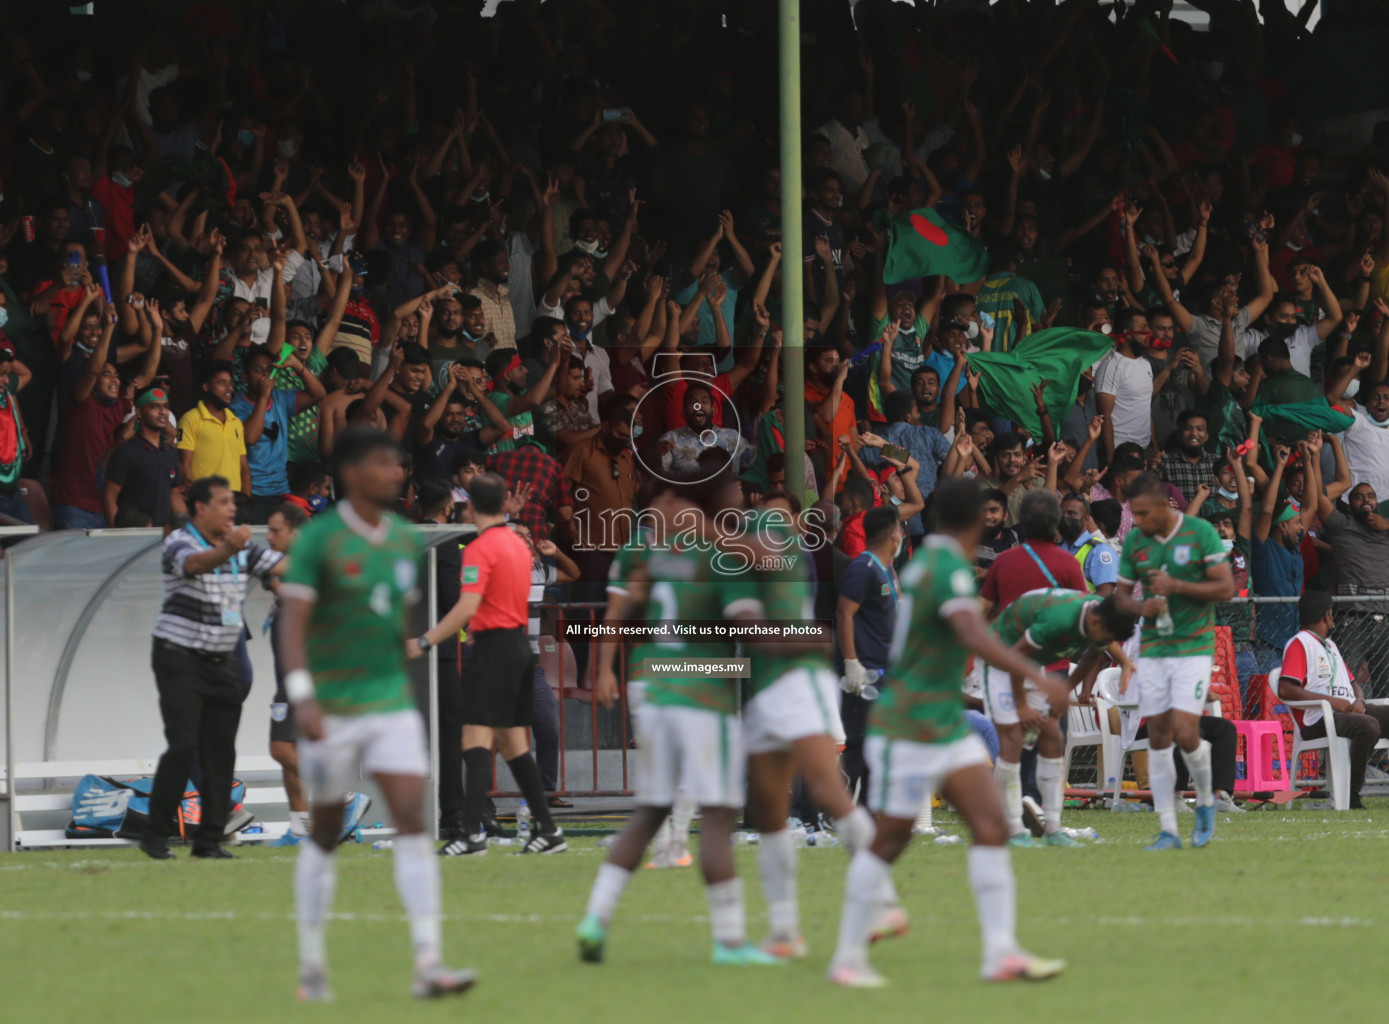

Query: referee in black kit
[410,472,566,857]
[141,476,284,860]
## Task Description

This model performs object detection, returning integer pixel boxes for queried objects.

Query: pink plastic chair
[1233,720,1289,793]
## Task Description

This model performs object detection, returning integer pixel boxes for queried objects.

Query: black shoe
[191,845,236,859]
[482,814,509,839]
[139,838,176,861]
[439,834,489,857]
[439,822,467,843]
[1350,794,1366,810]
[519,828,568,855]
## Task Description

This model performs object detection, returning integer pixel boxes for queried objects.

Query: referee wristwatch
[415,634,433,653]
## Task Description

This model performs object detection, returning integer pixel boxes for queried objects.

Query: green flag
[883,208,989,284]
[1251,398,1355,446]
[965,327,1116,439]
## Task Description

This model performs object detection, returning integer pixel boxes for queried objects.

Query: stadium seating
[1264,679,1389,810]
[1093,668,1148,810]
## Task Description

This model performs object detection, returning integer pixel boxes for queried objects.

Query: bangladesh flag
[965,327,1116,439]
[883,208,990,284]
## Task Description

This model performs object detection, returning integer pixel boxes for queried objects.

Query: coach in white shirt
[1094,321,1154,459]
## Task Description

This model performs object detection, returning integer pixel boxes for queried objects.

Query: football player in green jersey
[987,589,1135,846]
[277,427,476,1002]
[576,474,782,967]
[828,477,1071,989]
[1114,472,1235,851]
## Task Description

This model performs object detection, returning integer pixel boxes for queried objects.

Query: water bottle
[372,839,393,851]
[516,800,532,842]
[861,670,885,701]
[1155,607,1175,637]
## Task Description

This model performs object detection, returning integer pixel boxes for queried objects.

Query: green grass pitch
[3,804,1386,1023]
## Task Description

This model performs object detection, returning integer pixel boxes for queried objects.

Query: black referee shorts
[462,627,538,728]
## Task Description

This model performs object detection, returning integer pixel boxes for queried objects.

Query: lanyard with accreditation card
[186,522,247,627]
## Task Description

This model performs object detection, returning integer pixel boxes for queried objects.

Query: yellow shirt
[177,401,247,485]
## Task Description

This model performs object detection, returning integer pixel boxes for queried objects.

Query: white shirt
[230,251,306,347]
[1094,350,1154,448]
[815,117,870,195]
[567,339,613,422]
[1240,324,1319,379]
[1281,629,1354,728]
[1340,403,1389,498]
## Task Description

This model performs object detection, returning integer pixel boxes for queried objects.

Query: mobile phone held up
[881,443,910,464]
[601,108,632,123]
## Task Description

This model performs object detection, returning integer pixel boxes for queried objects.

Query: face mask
[893,532,905,559]
[308,494,329,513]
[1057,517,1084,544]
[277,139,299,159]
[632,426,643,439]
[461,328,484,342]
[1217,485,1238,500]
[1221,537,1235,553]
[0,307,7,331]
[237,129,255,148]
[573,238,601,255]
[962,320,979,340]
[1036,168,1052,182]
[1288,133,1304,146]
[1370,412,1389,428]
[1345,378,1361,399]
[1142,233,1159,247]
[111,171,132,188]
[569,325,593,342]
[76,69,93,84]
[205,392,229,411]
[470,190,490,204]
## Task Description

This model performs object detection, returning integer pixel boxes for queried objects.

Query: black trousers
[1134,716,1237,794]
[1298,705,1389,799]
[841,692,871,805]
[437,648,465,827]
[146,639,243,846]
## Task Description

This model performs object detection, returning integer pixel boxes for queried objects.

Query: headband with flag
[136,388,169,409]
[490,353,522,391]
[1275,504,1300,525]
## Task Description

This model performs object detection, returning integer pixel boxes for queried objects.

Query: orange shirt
[805,378,857,492]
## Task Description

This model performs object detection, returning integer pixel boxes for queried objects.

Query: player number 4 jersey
[1117,513,1226,658]
[872,535,975,745]
[280,507,425,717]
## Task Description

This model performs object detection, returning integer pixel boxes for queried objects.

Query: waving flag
[883,208,989,284]
[966,327,1116,439]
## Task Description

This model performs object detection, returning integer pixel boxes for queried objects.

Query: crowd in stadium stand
[4,0,1389,710]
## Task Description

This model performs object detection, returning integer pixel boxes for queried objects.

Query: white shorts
[743,667,845,754]
[982,663,1050,726]
[299,709,429,803]
[867,732,991,820]
[1136,655,1213,718]
[633,703,743,809]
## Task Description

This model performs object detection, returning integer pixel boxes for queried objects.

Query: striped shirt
[153,526,283,652]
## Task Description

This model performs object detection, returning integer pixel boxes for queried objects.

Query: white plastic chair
[1274,683,1389,811]
[1062,703,1102,788]
[1093,667,1148,810]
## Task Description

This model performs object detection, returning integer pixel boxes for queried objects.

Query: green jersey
[871,535,975,745]
[281,507,425,716]
[992,589,1100,665]
[486,391,535,454]
[1118,512,1226,658]
[609,536,741,714]
[738,510,827,697]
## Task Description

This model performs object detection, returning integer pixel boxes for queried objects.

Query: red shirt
[838,511,866,558]
[461,522,531,631]
[657,371,733,438]
[980,540,1088,669]
[90,176,136,256]
[51,393,132,513]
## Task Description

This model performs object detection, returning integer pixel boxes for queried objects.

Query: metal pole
[4,548,15,852]
[779,0,805,503]
[427,544,439,842]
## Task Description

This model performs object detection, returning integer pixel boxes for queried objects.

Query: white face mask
[76,69,93,83]
[111,171,132,188]
[1345,378,1361,399]
[1217,485,1238,500]
[1221,537,1235,553]
[1370,411,1389,428]
[277,139,299,159]
[1036,168,1052,182]
[1288,132,1304,146]
[963,320,979,340]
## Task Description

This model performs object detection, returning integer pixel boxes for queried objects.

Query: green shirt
[1117,512,1227,658]
[276,348,327,465]
[281,507,425,716]
[737,511,827,696]
[870,535,975,745]
[975,272,1045,352]
[1259,368,1321,408]
[609,537,742,714]
[868,312,930,418]
[487,390,535,454]
[992,589,1101,665]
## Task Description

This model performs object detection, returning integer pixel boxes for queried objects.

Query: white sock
[585,862,632,924]
[757,828,799,940]
[1181,739,1215,808]
[289,810,311,837]
[967,845,1018,975]
[705,878,746,948]
[295,840,337,970]
[915,797,933,831]
[833,806,876,854]
[671,792,693,852]
[1037,757,1065,834]
[391,834,442,971]
[830,850,891,971]
[1149,746,1179,835]
[994,759,1024,835]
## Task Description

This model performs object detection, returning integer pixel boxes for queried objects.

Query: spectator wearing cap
[470,239,516,351]
[229,345,326,524]
[52,305,161,530]
[179,360,250,498]
[1058,493,1119,597]
[0,343,30,525]
[104,385,182,527]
